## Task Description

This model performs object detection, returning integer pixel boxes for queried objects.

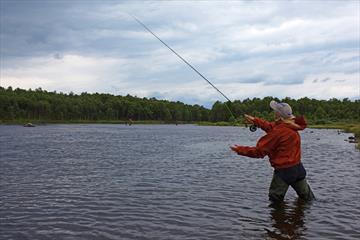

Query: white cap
[270,100,295,119]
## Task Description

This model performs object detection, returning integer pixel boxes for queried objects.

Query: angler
[133,16,314,202]
[230,101,315,202]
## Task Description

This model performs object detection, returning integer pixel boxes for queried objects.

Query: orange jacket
[233,116,307,169]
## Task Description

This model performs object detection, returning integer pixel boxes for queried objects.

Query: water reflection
[266,199,311,240]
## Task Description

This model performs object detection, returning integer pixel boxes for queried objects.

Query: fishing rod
[131,15,257,131]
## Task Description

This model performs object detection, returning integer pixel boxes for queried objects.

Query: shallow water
[0,124,359,240]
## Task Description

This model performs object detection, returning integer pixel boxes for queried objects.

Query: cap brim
[269,100,279,111]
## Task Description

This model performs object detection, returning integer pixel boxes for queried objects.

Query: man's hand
[230,144,240,153]
[244,114,255,124]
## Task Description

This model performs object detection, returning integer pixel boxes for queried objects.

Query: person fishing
[132,17,314,202]
[230,100,315,202]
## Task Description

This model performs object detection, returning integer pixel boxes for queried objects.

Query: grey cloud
[26,30,49,45]
[1,1,137,57]
[233,74,267,84]
[2,1,358,64]
[1,0,359,105]
[263,74,305,86]
[53,53,63,60]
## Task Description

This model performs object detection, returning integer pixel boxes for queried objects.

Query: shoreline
[1,120,358,148]
[1,120,358,128]
[309,123,359,148]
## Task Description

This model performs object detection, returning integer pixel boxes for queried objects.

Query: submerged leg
[269,172,289,202]
[292,178,315,201]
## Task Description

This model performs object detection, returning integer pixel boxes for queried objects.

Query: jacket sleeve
[234,131,279,158]
[253,117,275,133]
[294,115,307,130]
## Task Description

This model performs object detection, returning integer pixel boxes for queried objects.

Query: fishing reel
[244,122,257,132]
[249,124,257,132]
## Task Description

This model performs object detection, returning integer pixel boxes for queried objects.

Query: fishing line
[131,15,235,119]
[131,15,257,131]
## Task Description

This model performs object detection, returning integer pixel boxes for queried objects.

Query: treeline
[0,87,359,124]
[212,97,360,124]
[0,87,209,122]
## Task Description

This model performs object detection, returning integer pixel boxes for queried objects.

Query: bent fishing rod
[132,15,257,131]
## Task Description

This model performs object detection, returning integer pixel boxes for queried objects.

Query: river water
[0,124,359,240]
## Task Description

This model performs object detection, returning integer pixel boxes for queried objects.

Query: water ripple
[1,125,359,239]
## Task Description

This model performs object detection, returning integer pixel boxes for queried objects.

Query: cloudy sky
[1,0,359,107]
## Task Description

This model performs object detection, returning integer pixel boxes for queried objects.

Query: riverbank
[342,125,360,148]
[310,123,359,148]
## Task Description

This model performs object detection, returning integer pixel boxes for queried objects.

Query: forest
[0,86,359,124]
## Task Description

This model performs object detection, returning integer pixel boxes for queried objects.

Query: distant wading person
[230,101,315,202]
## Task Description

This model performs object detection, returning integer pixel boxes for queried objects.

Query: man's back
[263,123,301,169]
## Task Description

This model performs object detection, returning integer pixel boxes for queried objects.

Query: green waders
[268,172,315,202]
